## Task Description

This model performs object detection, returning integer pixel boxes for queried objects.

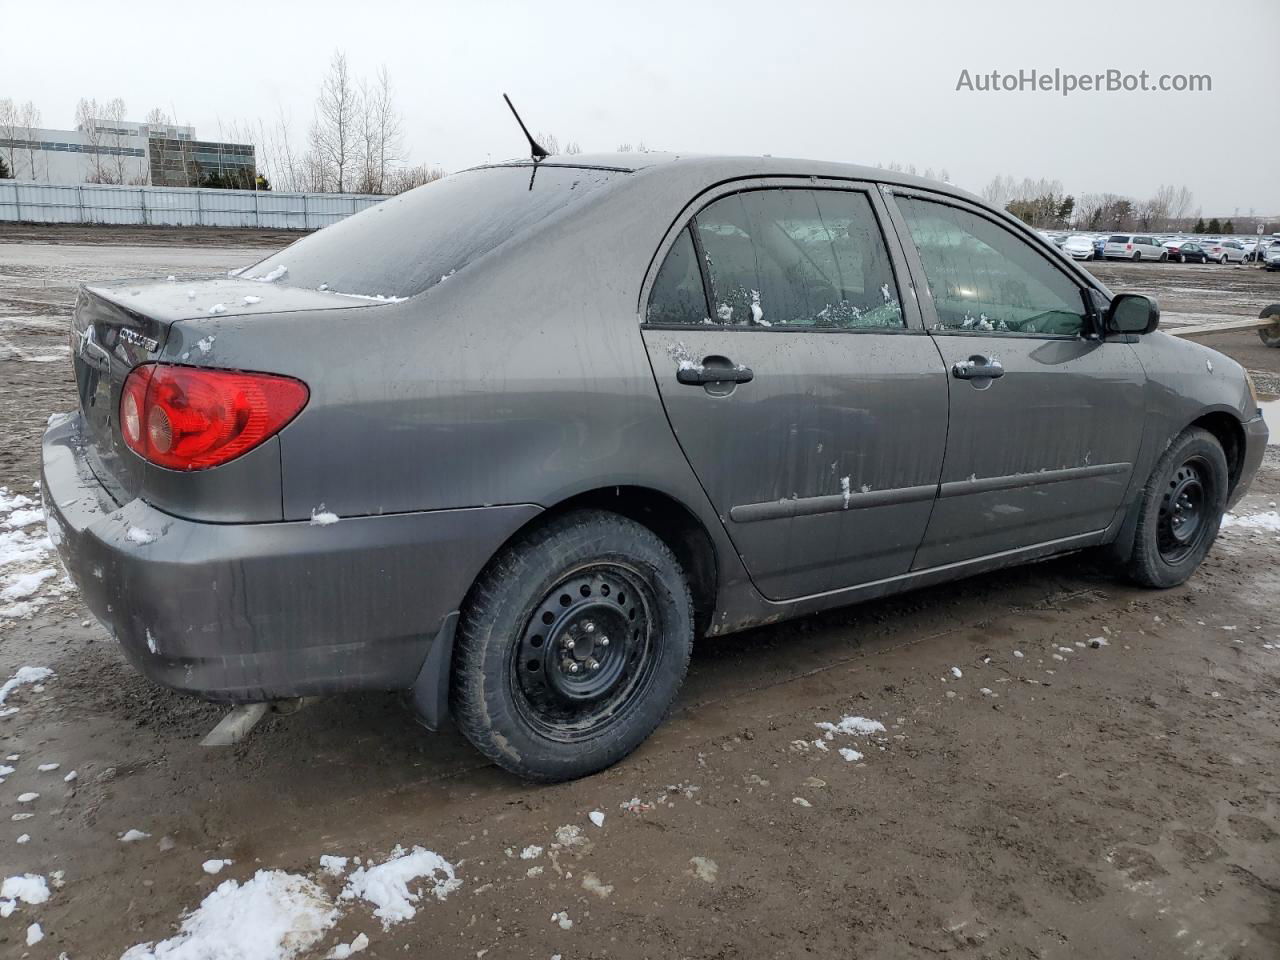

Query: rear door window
[896,196,1088,337]
[682,189,903,328]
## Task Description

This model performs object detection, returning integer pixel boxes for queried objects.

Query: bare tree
[564,141,582,155]
[385,163,445,195]
[75,98,111,183]
[355,66,404,193]
[535,132,561,155]
[101,98,131,184]
[0,99,19,181]
[144,107,170,132]
[310,51,361,192]
[17,101,42,181]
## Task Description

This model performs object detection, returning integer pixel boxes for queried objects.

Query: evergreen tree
[0,155,10,179]
[1223,219,1234,234]
[1207,217,1221,233]
[1194,217,1206,233]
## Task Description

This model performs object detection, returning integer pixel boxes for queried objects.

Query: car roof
[472,151,987,205]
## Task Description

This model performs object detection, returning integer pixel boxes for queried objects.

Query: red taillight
[119,364,308,470]
[1125,243,1133,250]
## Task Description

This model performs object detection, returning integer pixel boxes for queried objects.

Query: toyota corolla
[42,152,1268,781]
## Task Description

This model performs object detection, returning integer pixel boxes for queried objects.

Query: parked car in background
[1093,236,1107,259]
[1062,235,1097,260]
[1202,239,1247,264]
[40,153,1268,781]
[1104,234,1168,261]
[1265,243,1280,271]
[1164,240,1210,264]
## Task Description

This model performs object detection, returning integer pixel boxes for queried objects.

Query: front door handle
[677,362,754,386]
[952,356,1004,380]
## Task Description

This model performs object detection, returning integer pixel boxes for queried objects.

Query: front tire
[1125,428,1228,588]
[451,510,693,782]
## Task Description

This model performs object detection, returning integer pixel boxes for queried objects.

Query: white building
[0,118,254,188]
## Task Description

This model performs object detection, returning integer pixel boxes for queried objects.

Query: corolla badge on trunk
[118,328,159,352]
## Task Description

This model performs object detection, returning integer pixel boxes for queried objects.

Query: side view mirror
[1105,293,1160,335]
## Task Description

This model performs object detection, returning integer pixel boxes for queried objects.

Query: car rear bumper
[1229,413,1269,510]
[42,412,541,703]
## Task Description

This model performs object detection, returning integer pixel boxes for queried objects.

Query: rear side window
[1108,235,1129,243]
[668,189,902,328]
[241,165,621,299]
[897,197,1087,337]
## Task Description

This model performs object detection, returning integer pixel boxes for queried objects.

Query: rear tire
[451,509,693,782]
[1132,251,1142,262]
[1125,428,1228,588]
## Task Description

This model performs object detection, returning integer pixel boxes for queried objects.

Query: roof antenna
[503,94,549,162]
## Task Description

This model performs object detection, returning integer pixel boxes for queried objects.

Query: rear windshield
[1108,235,1128,243]
[240,165,622,298]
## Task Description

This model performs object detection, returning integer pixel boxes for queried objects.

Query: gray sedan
[42,153,1268,781]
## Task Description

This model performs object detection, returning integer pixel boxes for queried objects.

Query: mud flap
[409,611,459,731]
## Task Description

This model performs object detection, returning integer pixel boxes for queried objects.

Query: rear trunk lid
[71,277,390,503]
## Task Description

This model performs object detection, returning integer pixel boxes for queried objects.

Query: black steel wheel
[1155,459,1210,563]
[511,563,660,742]
[450,509,693,782]
[1126,428,1228,588]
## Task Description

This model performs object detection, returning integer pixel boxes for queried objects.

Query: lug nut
[598,636,609,647]
[566,661,580,674]
[587,658,601,671]
[563,637,576,650]
[583,621,596,634]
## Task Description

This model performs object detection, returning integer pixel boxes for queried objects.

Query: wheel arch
[1106,407,1246,567]
[1189,410,1246,494]
[527,486,720,637]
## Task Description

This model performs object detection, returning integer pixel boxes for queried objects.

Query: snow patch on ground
[1221,511,1280,532]
[815,716,886,737]
[126,526,157,545]
[0,666,53,706]
[339,846,460,929]
[1,873,50,907]
[120,829,151,843]
[120,869,337,960]
[327,932,369,958]
[319,855,348,877]
[203,859,233,875]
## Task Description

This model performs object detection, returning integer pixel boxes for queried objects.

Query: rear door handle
[677,364,754,386]
[952,356,1004,380]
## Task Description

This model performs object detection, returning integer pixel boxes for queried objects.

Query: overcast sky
[7,0,1278,216]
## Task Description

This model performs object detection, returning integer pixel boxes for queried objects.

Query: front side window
[897,197,1088,337]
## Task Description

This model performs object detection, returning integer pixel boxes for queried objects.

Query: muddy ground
[1,228,1278,959]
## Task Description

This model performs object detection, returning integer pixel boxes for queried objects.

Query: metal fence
[0,180,387,230]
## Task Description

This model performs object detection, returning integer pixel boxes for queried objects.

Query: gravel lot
[1,227,1278,959]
